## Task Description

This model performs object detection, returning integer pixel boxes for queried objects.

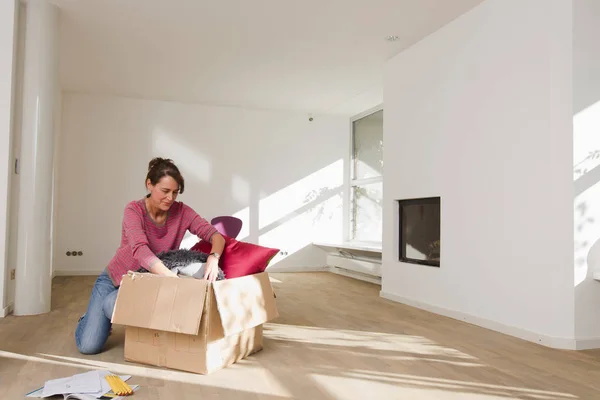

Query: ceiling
[54,0,483,116]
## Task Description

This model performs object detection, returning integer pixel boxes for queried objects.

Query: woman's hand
[149,260,178,278]
[204,255,220,282]
[164,269,179,278]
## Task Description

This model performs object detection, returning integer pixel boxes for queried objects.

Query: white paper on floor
[25,370,132,398]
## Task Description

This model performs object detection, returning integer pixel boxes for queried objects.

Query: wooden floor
[1,272,600,399]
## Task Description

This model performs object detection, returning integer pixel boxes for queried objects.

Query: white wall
[54,93,348,275]
[382,0,575,347]
[0,0,18,315]
[573,0,600,346]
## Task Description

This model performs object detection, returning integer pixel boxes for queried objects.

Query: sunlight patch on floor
[0,350,96,371]
[262,324,578,400]
[17,353,292,398]
[313,371,577,399]
[310,374,508,400]
[264,323,477,359]
[302,367,578,400]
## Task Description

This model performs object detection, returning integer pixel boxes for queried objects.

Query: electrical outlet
[10,269,15,280]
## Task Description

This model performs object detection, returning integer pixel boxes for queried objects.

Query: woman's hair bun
[148,157,173,173]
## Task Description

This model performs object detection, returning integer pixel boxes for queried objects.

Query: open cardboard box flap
[112,271,279,338]
[112,272,208,335]
[212,272,279,337]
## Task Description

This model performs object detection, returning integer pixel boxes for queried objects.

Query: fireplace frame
[397,196,441,268]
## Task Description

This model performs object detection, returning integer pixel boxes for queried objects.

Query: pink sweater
[106,199,218,286]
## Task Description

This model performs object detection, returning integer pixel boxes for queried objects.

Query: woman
[75,157,225,355]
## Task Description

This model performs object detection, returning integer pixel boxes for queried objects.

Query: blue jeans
[75,269,119,355]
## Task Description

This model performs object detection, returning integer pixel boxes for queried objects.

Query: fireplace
[397,197,441,267]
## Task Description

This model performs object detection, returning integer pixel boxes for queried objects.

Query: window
[349,108,383,244]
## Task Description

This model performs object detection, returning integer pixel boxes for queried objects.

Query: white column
[0,0,18,315]
[13,0,59,316]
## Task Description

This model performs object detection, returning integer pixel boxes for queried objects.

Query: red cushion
[190,235,279,278]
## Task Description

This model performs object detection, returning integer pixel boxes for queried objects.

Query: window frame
[346,104,383,245]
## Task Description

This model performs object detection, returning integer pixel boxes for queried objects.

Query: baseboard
[1,302,13,317]
[53,269,104,276]
[330,266,381,285]
[380,291,582,350]
[575,337,600,350]
[265,265,330,273]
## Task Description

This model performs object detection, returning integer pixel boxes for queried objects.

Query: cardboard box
[111,271,279,374]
